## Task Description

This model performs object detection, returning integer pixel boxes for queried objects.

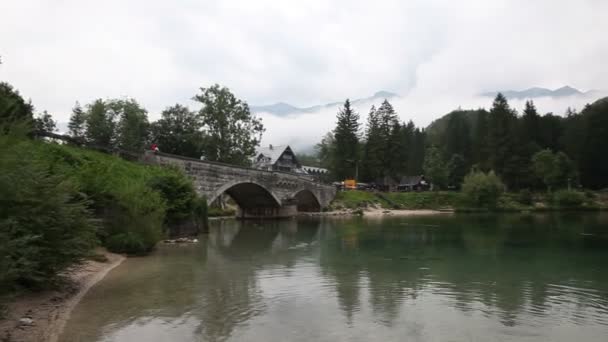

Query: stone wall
[143,151,336,213]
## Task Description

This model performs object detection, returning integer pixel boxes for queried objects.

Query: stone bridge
[143,151,336,218]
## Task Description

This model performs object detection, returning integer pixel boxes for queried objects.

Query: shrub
[553,189,586,208]
[461,170,505,209]
[147,168,197,225]
[105,232,149,255]
[518,189,533,205]
[0,135,97,291]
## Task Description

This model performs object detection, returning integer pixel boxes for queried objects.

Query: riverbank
[329,190,608,213]
[0,251,125,342]
[300,206,452,218]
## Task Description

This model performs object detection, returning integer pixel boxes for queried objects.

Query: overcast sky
[1,0,607,148]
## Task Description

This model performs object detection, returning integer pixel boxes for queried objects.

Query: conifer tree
[68,102,87,141]
[333,99,360,180]
[488,93,520,188]
[362,106,383,180]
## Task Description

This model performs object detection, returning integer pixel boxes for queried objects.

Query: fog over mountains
[251,91,398,117]
[481,86,599,99]
[253,86,606,153]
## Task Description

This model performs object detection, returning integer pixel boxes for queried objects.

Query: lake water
[61,213,608,342]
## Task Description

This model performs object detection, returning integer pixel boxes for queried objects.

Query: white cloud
[1,0,606,149]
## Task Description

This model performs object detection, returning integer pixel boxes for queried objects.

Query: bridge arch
[293,189,322,212]
[208,180,282,209]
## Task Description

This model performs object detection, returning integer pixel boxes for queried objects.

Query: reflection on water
[61,213,608,342]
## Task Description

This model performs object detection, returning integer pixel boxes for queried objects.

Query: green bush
[0,134,97,291]
[553,189,586,208]
[461,170,505,209]
[147,169,197,224]
[518,189,533,205]
[105,232,148,255]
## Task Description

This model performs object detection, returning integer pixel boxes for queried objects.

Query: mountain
[250,90,399,116]
[481,86,592,99]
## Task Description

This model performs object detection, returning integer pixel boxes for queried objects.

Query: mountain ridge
[251,90,399,116]
[481,86,597,99]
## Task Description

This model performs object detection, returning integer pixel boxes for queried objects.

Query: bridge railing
[146,151,334,188]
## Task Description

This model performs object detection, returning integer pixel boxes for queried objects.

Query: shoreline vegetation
[323,190,608,215]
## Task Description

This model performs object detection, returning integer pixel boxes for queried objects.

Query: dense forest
[315,94,608,191]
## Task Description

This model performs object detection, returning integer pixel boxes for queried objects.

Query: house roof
[254,145,301,167]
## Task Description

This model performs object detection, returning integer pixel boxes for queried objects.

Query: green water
[61,213,608,342]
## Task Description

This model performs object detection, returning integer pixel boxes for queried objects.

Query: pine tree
[408,127,426,175]
[362,106,383,181]
[68,102,87,141]
[521,100,541,147]
[472,109,490,171]
[375,100,399,174]
[443,110,472,167]
[487,93,520,188]
[387,121,407,178]
[333,99,360,180]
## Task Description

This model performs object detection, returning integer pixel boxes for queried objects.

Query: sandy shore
[0,250,125,342]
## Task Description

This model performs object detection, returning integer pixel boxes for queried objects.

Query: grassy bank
[330,190,607,212]
[1,132,206,296]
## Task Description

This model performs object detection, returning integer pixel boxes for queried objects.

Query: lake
[61,213,608,341]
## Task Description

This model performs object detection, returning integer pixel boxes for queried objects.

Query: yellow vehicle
[344,179,357,190]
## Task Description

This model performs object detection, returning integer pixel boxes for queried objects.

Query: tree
[448,154,467,188]
[111,98,150,152]
[387,121,407,178]
[531,149,576,192]
[193,84,264,165]
[68,102,87,141]
[332,99,360,180]
[443,111,472,166]
[85,99,116,149]
[487,93,520,188]
[579,99,608,189]
[407,126,426,175]
[461,170,505,209]
[0,82,34,129]
[472,109,490,171]
[521,100,541,147]
[316,132,336,172]
[423,146,448,190]
[33,110,56,133]
[150,104,204,158]
[361,106,383,181]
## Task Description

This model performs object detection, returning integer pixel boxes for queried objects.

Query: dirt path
[0,251,125,342]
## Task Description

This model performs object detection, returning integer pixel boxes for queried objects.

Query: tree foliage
[193,84,264,165]
[150,104,203,158]
[423,146,448,190]
[332,99,360,180]
[0,82,34,129]
[461,170,505,209]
